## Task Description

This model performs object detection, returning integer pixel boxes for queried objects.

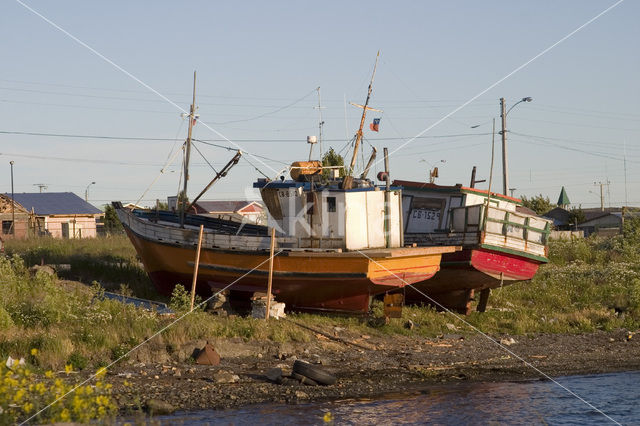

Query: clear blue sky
[1,1,638,209]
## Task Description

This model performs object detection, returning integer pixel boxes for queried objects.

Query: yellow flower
[123,380,131,387]
[44,370,54,378]
[22,402,34,413]
[323,411,333,423]
[59,408,70,422]
[30,348,38,356]
[64,364,73,375]
[95,367,107,379]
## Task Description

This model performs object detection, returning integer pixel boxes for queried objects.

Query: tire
[292,360,336,386]
[291,372,318,386]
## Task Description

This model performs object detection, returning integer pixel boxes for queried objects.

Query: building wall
[44,216,98,238]
[0,213,30,239]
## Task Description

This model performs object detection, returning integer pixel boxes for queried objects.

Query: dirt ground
[107,327,640,415]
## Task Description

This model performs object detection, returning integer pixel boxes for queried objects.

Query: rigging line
[190,141,218,174]
[241,155,270,180]
[14,0,279,177]
[134,145,184,207]
[20,249,284,425]
[356,250,621,425]
[365,0,626,173]
[208,88,317,125]
[193,139,290,165]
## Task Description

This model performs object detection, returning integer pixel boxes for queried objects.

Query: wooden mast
[342,52,380,190]
[180,71,197,227]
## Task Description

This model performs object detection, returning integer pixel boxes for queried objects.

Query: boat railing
[449,204,551,259]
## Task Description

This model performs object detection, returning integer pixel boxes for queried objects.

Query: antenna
[33,183,48,193]
[314,87,325,158]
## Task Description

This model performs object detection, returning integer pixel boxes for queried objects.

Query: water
[132,371,640,425]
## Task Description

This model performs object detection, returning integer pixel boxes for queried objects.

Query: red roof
[193,200,262,214]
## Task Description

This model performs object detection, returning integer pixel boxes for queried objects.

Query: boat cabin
[254,166,402,251]
[395,180,552,261]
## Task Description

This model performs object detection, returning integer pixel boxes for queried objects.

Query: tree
[567,207,585,226]
[322,148,345,178]
[103,204,123,234]
[520,194,554,215]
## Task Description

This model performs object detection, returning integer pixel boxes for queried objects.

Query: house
[575,207,640,237]
[2,192,103,239]
[192,200,265,225]
[0,194,31,238]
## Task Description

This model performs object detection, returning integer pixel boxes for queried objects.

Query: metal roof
[4,192,103,215]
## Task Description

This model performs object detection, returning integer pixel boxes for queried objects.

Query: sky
[1,0,639,210]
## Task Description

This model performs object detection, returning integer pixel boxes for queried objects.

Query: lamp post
[85,181,96,202]
[9,161,15,236]
[500,97,532,195]
[420,159,446,184]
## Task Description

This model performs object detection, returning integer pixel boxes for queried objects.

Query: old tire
[291,372,318,386]
[292,360,336,386]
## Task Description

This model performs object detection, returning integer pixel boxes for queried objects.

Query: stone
[295,390,309,399]
[195,343,221,366]
[144,399,176,415]
[265,368,283,384]
[500,337,517,346]
[213,370,240,384]
[445,323,457,331]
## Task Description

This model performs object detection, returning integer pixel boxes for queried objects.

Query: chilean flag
[369,117,381,132]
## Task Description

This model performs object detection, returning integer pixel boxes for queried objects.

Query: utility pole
[500,98,508,196]
[10,161,15,236]
[180,71,197,227]
[499,96,532,196]
[594,181,610,212]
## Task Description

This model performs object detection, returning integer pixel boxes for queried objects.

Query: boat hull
[403,247,542,313]
[124,227,447,314]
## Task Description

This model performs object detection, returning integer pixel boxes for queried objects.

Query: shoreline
[109,329,640,415]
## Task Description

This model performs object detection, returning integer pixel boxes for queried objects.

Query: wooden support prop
[477,288,491,313]
[265,227,276,320]
[190,225,205,312]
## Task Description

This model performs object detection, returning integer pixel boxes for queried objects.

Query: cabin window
[2,221,12,234]
[327,197,336,212]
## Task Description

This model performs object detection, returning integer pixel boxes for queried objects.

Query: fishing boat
[394,178,552,314]
[115,65,459,314]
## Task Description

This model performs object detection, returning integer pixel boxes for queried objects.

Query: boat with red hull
[394,180,552,313]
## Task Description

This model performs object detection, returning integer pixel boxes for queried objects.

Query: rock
[213,370,240,384]
[29,265,55,276]
[295,390,309,399]
[195,343,221,366]
[265,368,283,384]
[442,334,464,340]
[144,399,176,415]
[445,323,457,331]
[500,337,517,346]
[257,353,263,359]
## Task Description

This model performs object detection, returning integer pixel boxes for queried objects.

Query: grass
[2,226,640,422]
[4,234,160,300]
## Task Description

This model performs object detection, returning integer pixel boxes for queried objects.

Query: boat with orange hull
[115,205,456,313]
[394,180,552,313]
[115,64,460,314]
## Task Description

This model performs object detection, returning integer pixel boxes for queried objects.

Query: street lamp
[9,161,14,236]
[420,159,446,184]
[85,181,96,202]
[500,97,532,195]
